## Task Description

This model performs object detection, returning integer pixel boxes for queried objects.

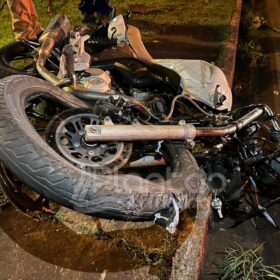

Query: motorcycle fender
[153,59,232,111]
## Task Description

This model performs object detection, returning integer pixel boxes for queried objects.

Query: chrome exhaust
[84,108,264,142]
[85,124,197,142]
[37,36,61,84]
[36,15,70,85]
[196,107,263,137]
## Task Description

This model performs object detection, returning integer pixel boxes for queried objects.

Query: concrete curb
[171,2,243,278]
[171,183,211,280]
[55,180,211,280]
[221,0,243,89]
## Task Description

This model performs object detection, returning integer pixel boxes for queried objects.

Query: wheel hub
[45,109,133,174]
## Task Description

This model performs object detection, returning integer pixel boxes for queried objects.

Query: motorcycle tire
[0,75,203,220]
[0,41,39,79]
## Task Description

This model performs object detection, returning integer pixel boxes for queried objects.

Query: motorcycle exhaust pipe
[84,108,264,142]
[36,15,70,85]
[196,107,263,137]
[85,124,197,142]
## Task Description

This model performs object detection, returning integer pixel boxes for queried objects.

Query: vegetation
[0,0,82,46]
[114,0,234,39]
[219,244,280,280]
[49,209,192,279]
[233,0,268,106]
[237,6,267,67]
[0,0,234,47]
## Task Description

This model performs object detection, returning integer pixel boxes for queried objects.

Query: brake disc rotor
[45,108,133,174]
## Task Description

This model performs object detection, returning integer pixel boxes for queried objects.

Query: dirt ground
[144,24,221,62]
[0,206,195,280]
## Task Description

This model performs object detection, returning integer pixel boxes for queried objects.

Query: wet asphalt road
[202,1,280,278]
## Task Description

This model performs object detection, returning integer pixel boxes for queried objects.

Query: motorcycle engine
[58,30,112,94]
[79,68,112,93]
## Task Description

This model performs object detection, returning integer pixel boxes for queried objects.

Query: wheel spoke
[45,110,133,174]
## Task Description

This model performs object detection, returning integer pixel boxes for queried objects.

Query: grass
[0,0,82,47]
[238,40,267,67]
[0,0,234,47]
[51,207,180,278]
[219,244,280,280]
[115,0,234,26]
[237,5,267,67]
[233,0,268,105]
[114,0,234,31]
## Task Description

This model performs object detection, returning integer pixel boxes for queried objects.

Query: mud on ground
[0,206,195,280]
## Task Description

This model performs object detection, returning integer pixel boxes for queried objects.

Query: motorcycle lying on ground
[0,14,279,233]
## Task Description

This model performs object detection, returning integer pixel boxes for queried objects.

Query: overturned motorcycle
[0,14,279,232]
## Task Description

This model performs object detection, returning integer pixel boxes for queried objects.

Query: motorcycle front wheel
[0,75,203,220]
